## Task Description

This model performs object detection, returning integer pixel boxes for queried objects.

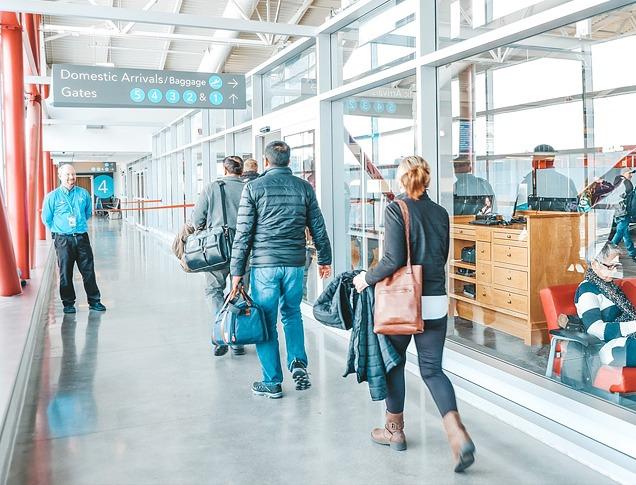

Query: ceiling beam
[42,25,269,47]
[158,0,183,70]
[5,0,317,37]
[121,0,160,35]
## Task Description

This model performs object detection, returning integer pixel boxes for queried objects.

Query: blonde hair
[399,155,431,199]
[244,158,258,172]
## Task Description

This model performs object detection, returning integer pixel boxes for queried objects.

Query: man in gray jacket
[192,156,246,357]
[230,141,332,398]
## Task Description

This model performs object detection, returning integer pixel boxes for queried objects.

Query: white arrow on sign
[229,78,238,88]
[229,94,238,104]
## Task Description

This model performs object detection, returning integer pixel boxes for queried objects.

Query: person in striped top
[575,243,636,367]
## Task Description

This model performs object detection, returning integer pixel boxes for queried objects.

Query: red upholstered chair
[539,279,636,395]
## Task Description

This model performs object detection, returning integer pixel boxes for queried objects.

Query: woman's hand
[353,271,369,293]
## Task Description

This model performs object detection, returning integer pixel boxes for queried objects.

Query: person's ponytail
[399,156,430,199]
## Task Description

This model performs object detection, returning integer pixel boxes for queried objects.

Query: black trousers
[385,316,458,417]
[53,233,101,307]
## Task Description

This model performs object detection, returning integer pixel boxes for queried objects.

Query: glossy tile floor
[7,220,615,484]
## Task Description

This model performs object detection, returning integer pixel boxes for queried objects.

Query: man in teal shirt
[42,164,106,314]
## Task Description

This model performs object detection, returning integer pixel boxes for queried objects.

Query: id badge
[68,215,77,228]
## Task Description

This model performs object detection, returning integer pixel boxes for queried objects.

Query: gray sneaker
[291,360,311,391]
[252,381,283,399]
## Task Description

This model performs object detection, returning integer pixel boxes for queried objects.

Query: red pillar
[37,117,46,241]
[0,191,21,296]
[1,12,30,279]
[26,86,41,267]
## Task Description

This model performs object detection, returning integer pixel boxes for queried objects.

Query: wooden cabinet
[449,212,585,345]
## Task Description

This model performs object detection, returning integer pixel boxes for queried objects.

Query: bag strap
[217,180,228,227]
[395,199,412,272]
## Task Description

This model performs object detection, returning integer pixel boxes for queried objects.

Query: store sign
[58,161,115,173]
[52,64,246,109]
[343,97,411,118]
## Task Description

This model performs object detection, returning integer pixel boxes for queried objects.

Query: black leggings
[385,316,458,417]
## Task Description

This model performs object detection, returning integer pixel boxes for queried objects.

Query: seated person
[453,158,496,215]
[575,243,636,368]
[516,144,577,210]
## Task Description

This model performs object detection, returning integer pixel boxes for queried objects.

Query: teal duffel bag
[212,288,268,346]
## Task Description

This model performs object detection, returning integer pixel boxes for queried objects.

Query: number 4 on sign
[98,180,108,193]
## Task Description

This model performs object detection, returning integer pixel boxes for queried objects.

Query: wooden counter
[449,212,585,345]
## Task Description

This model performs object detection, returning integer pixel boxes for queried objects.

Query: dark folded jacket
[313,271,402,401]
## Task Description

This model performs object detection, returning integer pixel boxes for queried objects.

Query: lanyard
[60,188,78,216]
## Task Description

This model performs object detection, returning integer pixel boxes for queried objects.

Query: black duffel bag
[183,181,234,273]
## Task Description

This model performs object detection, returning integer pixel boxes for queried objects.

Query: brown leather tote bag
[373,200,423,335]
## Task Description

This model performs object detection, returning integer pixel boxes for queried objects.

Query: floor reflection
[47,311,102,439]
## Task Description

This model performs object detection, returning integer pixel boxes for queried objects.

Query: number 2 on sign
[98,180,108,193]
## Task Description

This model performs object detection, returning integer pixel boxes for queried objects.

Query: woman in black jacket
[353,155,475,472]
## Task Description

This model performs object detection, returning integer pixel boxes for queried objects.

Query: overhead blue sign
[52,64,246,110]
[93,175,114,199]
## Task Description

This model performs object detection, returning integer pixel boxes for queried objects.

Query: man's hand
[318,265,332,279]
[228,276,243,300]
[353,271,369,293]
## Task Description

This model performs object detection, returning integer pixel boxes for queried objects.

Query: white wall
[43,126,154,152]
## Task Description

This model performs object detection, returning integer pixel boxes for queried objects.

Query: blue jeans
[250,266,307,385]
[612,217,636,257]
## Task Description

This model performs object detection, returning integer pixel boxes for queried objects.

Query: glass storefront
[285,130,317,302]
[438,3,636,411]
[339,76,416,272]
[262,46,317,113]
[233,129,252,161]
[332,0,416,86]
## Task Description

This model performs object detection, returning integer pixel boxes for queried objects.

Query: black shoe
[231,345,245,356]
[63,305,76,314]
[214,344,229,356]
[291,359,311,391]
[252,381,283,399]
[89,302,106,312]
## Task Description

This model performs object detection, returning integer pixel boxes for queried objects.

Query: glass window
[190,111,204,142]
[176,121,186,147]
[437,0,574,48]
[192,145,204,196]
[262,46,316,113]
[209,109,225,134]
[234,78,253,125]
[212,139,225,179]
[285,131,317,302]
[233,129,252,160]
[338,76,416,273]
[332,0,416,87]
[438,3,636,412]
[165,128,173,153]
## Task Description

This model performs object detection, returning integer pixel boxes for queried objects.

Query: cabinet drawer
[493,266,528,291]
[493,231,527,247]
[476,228,491,242]
[492,244,528,267]
[476,262,491,284]
[493,288,528,314]
[452,226,476,239]
[477,284,492,305]
[476,241,491,261]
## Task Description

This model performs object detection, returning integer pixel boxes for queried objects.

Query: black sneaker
[252,381,283,399]
[213,344,229,357]
[89,302,106,312]
[231,345,245,356]
[291,360,311,391]
[63,305,76,314]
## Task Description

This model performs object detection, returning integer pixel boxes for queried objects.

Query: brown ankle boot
[371,411,407,451]
[442,411,475,472]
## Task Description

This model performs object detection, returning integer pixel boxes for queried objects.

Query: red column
[26,86,41,266]
[1,12,30,279]
[37,118,46,241]
[0,191,21,296]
